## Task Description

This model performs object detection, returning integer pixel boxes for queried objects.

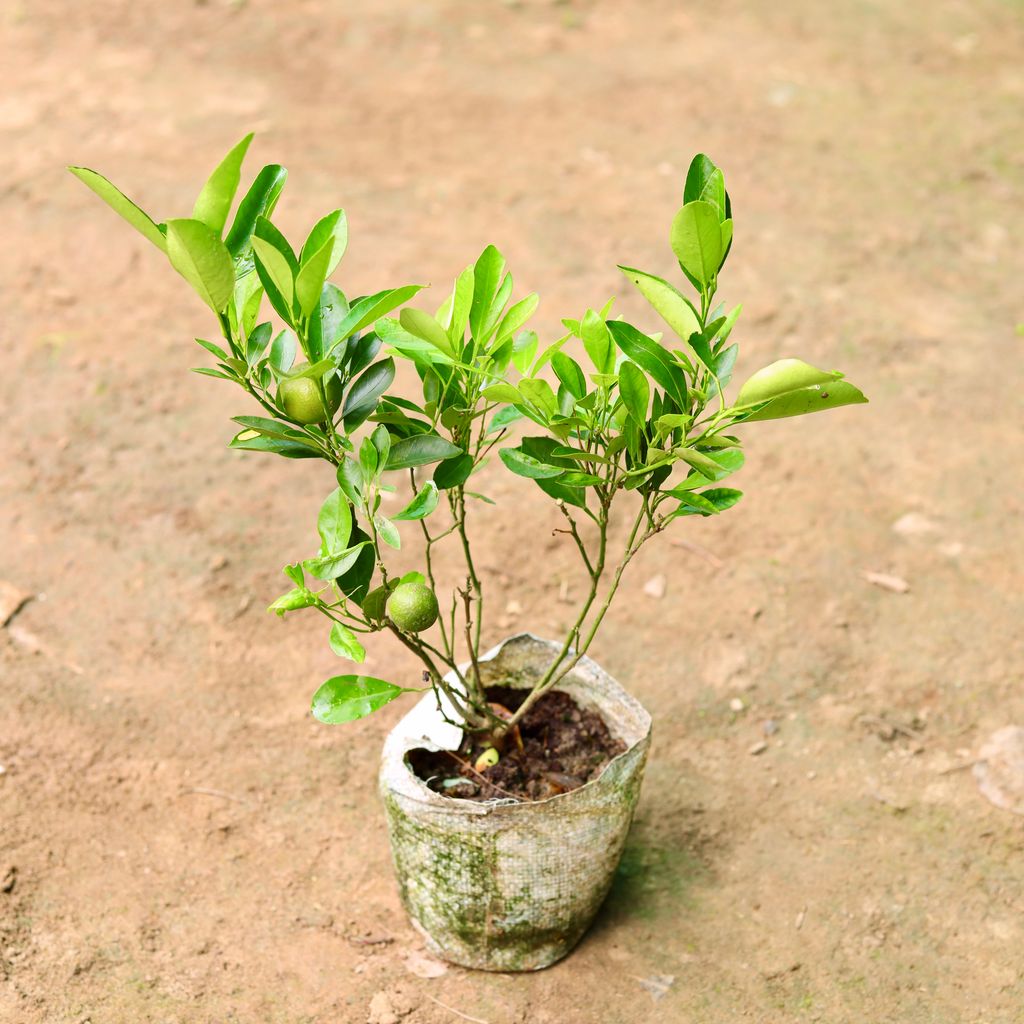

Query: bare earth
[2,1,1023,1021]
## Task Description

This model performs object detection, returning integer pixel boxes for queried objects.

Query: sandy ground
[2,1,1023,1021]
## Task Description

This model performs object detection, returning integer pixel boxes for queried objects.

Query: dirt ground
[2,0,1023,1021]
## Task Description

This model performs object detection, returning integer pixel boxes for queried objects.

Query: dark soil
[407,687,627,802]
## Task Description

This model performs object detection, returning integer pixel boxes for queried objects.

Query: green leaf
[482,382,521,404]
[735,358,841,407]
[551,352,586,400]
[618,361,650,424]
[677,448,725,477]
[300,209,348,275]
[394,480,439,521]
[670,448,745,490]
[251,234,295,315]
[469,245,506,341]
[499,447,564,480]
[195,337,228,361]
[229,432,320,458]
[683,154,727,220]
[370,424,391,467]
[447,266,475,345]
[400,308,455,357]
[165,219,236,313]
[269,329,297,372]
[68,166,167,252]
[359,436,379,480]
[495,293,539,345]
[225,164,287,257]
[333,525,375,602]
[581,310,614,374]
[192,133,254,235]
[343,358,396,432]
[305,542,371,580]
[268,587,316,616]
[329,622,366,663]
[311,675,404,723]
[700,487,743,512]
[230,415,309,442]
[328,285,424,355]
[385,434,462,470]
[433,452,473,490]
[373,514,400,550]
[317,488,352,553]
[670,201,727,286]
[295,237,334,317]
[606,320,687,408]
[512,330,538,374]
[741,380,869,421]
[518,378,558,420]
[618,266,702,347]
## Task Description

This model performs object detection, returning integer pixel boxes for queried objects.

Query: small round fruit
[386,582,439,633]
[278,369,343,425]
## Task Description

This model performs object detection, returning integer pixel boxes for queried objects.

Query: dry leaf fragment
[0,581,32,627]
[643,574,667,599]
[862,571,910,594]
[974,726,1024,816]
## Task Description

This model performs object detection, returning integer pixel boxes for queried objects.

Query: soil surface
[408,688,627,801]
[3,1,1024,1022]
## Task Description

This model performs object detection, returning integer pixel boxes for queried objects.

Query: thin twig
[423,993,491,1024]
[182,787,252,807]
[442,751,521,802]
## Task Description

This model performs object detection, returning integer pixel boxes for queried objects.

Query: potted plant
[69,139,867,971]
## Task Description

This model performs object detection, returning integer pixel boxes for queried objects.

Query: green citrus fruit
[386,582,439,633]
[278,368,343,425]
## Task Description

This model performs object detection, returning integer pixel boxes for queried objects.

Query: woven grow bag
[379,633,652,971]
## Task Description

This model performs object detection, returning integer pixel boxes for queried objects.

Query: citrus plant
[70,140,867,747]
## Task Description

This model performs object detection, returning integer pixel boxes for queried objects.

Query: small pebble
[806,770,817,780]
[729,697,745,712]
[763,719,780,736]
[748,741,768,756]
[643,574,667,599]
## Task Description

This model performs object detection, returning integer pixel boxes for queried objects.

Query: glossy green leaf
[518,378,558,420]
[742,380,869,421]
[333,526,375,603]
[327,285,424,355]
[225,164,287,257]
[165,218,236,313]
[447,266,475,345]
[512,330,538,374]
[618,361,650,424]
[343,358,396,432]
[581,310,614,374]
[268,587,316,616]
[482,382,521,404]
[385,434,462,470]
[251,234,295,314]
[683,154,727,220]
[295,237,334,317]
[68,166,168,252]
[469,245,506,341]
[359,436,379,480]
[551,352,586,400]
[305,542,371,580]
[670,201,727,286]
[311,675,404,724]
[495,292,539,345]
[400,308,455,357]
[606,320,687,408]
[269,329,297,372]
[499,447,564,480]
[677,448,725,478]
[394,480,439,521]
[195,337,228,361]
[618,266,702,346]
[317,487,352,553]
[735,358,840,407]
[301,209,348,275]
[192,133,253,235]
[228,431,320,458]
[329,622,366,663]
[433,452,473,490]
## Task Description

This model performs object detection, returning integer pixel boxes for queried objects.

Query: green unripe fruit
[278,367,343,425]
[386,582,439,633]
